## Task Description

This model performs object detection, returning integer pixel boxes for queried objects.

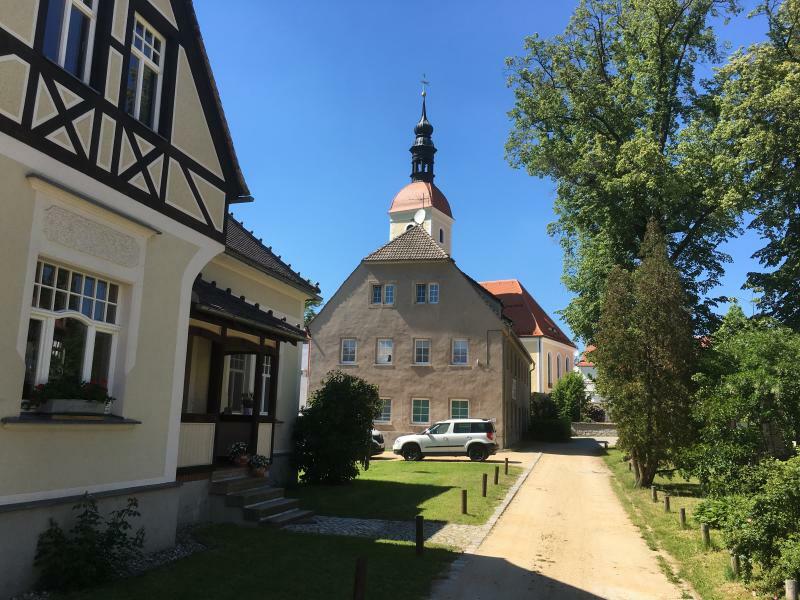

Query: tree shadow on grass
[60,525,607,600]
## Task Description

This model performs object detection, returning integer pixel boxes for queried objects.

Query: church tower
[388,91,454,255]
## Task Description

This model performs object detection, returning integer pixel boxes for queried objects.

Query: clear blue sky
[195,1,770,344]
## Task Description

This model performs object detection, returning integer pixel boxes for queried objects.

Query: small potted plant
[241,392,254,416]
[228,441,250,466]
[249,454,269,477]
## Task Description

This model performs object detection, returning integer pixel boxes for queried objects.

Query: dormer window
[125,17,164,130]
[43,0,98,83]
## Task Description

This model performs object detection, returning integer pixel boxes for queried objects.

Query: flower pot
[243,408,253,416]
[251,467,267,478]
[233,455,250,466]
[37,399,109,415]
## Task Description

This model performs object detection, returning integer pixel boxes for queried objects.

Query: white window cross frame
[55,0,99,83]
[128,15,164,130]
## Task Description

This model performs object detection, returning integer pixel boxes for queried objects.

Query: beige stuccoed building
[309,96,532,449]
[0,2,318,596]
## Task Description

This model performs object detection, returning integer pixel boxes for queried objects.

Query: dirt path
[431,440,685,600]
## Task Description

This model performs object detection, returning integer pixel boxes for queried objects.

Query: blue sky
[195,1,770,344]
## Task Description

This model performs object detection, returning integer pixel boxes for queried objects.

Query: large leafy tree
[713,0,800,329]
[506,0,743,342]
[596,221,695,486]
[679,305,800,495]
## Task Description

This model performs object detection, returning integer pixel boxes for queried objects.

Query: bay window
[22,260,121,401]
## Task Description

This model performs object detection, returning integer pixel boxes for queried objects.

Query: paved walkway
[432,439,685,600]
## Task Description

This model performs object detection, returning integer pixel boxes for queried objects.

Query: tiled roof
[192,278,308,343]
[577,345,596,367]
[479,279,577,348]
[363,225,450,262]
[225,215,320,297]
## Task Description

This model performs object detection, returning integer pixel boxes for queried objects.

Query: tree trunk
[636,459,659,488]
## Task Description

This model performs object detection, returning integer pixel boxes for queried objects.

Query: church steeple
[410,89,436,183]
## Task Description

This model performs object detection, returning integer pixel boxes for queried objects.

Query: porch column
[250,350,265,453]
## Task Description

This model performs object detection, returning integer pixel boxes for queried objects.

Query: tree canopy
[506,0,744,342]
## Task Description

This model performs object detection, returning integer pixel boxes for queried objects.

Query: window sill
[1,413,141,426]
[449,364,472,368]
[373,363,395,368]
[338,363,359,367]
[411,363,432,367]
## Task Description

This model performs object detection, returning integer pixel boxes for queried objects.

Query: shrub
[293,370,381,484]
[529,418,571,442]
[34,494,144,592]
[551,372,586,422]
[530,392,558,420]
[582,403,606,422]
[693,495,752,530]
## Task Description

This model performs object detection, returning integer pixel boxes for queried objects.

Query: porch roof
[191,278,308,344]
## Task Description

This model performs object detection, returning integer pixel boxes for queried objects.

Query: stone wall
[571,422,618,437]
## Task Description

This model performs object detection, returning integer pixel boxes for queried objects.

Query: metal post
[663,494,671,513]
[504,457,509,475]
[461,489,467,515]
[415,515,424,556]
[679,508,686,529]
[786,579,798,600]
[353,557,367,600]
[482,473,488,497]
[651,485,658,503]
[701,523,711,548]
[494,465,499,485]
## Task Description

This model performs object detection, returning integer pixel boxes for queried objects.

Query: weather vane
[421,73,430,97]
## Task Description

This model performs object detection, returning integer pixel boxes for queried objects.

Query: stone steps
[243,497,300,520]
[225,485,284,507]
[259,508,315,527]
[210,475,269,495]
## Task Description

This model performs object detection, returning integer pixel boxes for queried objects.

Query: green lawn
[603,449,754,600]
[288,458,524,525]
[59,525,457,600]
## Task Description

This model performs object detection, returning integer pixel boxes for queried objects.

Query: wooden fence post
[628,461,632,472]
[729,553,739,580]
[651,485,658,503]
[701,523,711,548]
[504,457,509,475]
[461,489,467,515]
[679,508,686,529]
[663,494,671,513]
[494,465,499,485]
[353,557,367,600]
[415,515,424,556]
[786,579,798,600]
[482,473,488,498]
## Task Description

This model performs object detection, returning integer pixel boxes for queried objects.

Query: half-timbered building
[0,1,319,596]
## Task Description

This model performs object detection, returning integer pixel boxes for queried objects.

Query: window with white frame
[450,399,469,419]
[415,283,427,304]
[22,260,121,401]
[125,16,164,129]
[371,284,382,305]
[384,284,395,305]
[376,338,393,365]
[225,353,253,413]
[428,283,439,304]
[376,398,391,423]
[557,354,562,380]
[411,398,430,424]
[340,338,357,364]
[43,0,98,83]
[414,338,431,365]
[452,339,468,365]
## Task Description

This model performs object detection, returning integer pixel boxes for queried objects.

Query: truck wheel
[402,444,422,461]
[468,444,488,462]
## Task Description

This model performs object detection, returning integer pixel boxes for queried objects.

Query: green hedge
[529,418,572,442]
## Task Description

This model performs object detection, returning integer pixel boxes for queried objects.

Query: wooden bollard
[415,515,424,556]
[602,440,608,449]
[679,508,686,529]
[353,557,367,600]
[651,485,658,502]
[504,457,509,475]
[482,473,488,497]
[461,489,467,514]
[729,553,739,579]
[663,494,671,513]
[494,465,499,485]
[701,523,711,548]
[786,579,798,600]
[628,461,632,471]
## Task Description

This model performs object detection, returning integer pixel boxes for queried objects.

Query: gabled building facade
[309,97,532,448]
[0,2,318,596]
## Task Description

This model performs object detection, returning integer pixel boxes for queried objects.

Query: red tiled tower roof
[479,279,576,348]
[388,181,453,218]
